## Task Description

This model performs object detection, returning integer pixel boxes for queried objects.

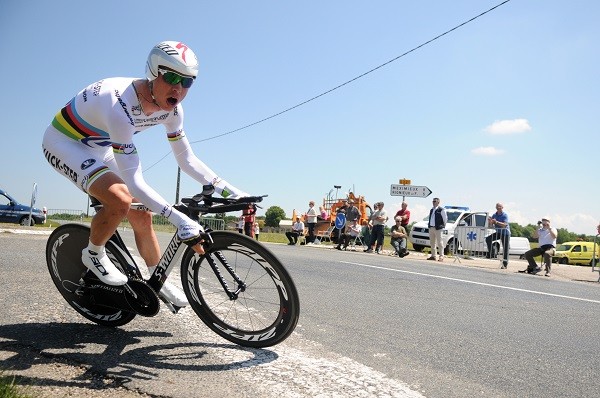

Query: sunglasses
[158,68,194,88]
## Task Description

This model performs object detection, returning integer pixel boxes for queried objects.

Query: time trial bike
[45,185,300,348]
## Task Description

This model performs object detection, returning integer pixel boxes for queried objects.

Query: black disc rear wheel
[45,224,136,327]
[181,231,300,348]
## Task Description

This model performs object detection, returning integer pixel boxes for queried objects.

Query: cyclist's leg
[127,208,160,267]
[43,128,129,285]
[88,173,134,246]
[83,173,132,285]
[127,204,188,306]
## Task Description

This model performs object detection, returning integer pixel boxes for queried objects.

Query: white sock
[87,242,105,255]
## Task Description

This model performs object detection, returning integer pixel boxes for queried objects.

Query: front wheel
[181,231,300,348]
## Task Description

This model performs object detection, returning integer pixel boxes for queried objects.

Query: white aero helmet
[146,41,199,81]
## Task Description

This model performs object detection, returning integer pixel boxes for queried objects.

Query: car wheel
[19,217,35,226]
[412,244,424,252]
[559,257,568,265]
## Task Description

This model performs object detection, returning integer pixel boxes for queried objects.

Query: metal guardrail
[47,209,225,231]
[452,225,505,264]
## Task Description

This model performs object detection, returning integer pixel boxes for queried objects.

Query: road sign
[390,184,432,198]
[335,213,346,229]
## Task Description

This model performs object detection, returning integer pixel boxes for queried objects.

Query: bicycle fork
[205,250,247,300]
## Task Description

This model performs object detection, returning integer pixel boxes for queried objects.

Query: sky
[1,0,598,235]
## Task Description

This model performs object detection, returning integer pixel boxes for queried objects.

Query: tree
[508,222,525,238]
[265,206,286,227]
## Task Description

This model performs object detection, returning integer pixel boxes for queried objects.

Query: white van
[409,206,472,254]
[410,206,500,255]
[498,237,531,258]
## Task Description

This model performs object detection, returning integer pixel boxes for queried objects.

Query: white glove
[167,208,205,245]
[177,219,204,244]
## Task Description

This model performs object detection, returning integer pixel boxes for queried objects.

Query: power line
[145,0,511,172]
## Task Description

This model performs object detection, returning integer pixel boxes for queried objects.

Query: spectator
[286,217,305,245]
[485,202,511,269]
[253,221,260,241]
[319,205,328,220]
[243,206,255,238]
[364,201,388,254]
[390,216,409,257]
[395,202,410,231]
[427,197,448,262]
[333,200,348,244]
[237,216,244,233]
[305,201,318,244]
[597,222,600,235]
[336,199,362,250]
[520,217,557,276]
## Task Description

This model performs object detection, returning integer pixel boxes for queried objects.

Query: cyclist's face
[153,71,191,111]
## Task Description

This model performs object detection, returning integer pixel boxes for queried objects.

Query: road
[1,229,599,397]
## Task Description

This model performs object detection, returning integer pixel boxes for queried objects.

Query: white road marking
[341,261,600,304]
[0,228,51,235]
[176,310,426,398]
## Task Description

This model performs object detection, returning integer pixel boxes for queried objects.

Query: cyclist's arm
[112,143,191,225]
[167,130,248,198]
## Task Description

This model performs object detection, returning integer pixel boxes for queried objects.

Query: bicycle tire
[45,224,136,327]
[180,231,300,348]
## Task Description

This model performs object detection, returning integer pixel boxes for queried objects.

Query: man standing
[521,217,557,276]
[286,217,305,245]
[305,201,318,244]
[365,202,388,254]
[395,202,411,231]
[428,198,448,261]
[486,202,511,269]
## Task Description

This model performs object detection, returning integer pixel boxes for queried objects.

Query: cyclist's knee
[91,188,132,217]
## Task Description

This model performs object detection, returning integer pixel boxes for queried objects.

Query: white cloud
[484,118,532,135]
[471,146,505,156]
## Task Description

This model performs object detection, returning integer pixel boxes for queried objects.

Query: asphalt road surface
[1,229,599,398]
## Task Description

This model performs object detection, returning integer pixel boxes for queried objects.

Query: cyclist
[42,41,247,307]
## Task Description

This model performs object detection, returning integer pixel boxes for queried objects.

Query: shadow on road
[0,322,278,389]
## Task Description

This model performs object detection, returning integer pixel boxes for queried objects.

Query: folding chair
[348,224,367,251]
[315,225,335,243]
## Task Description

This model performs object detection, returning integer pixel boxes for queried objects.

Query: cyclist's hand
[177,220,205,254]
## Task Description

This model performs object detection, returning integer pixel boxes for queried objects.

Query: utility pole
[175,167,181,203]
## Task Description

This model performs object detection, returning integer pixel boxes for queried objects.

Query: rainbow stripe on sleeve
[167,130,185,142]
[51,100,109,142]
[112,143,137,155]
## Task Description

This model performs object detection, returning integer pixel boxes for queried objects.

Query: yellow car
[552,241,600,266]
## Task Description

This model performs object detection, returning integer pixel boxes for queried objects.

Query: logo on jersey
[112,143,137,155]
[114,90,134,126]
[43,147,78,183]
[81,159,96,170]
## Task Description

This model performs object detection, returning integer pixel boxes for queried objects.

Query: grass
[0,373,33,398]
